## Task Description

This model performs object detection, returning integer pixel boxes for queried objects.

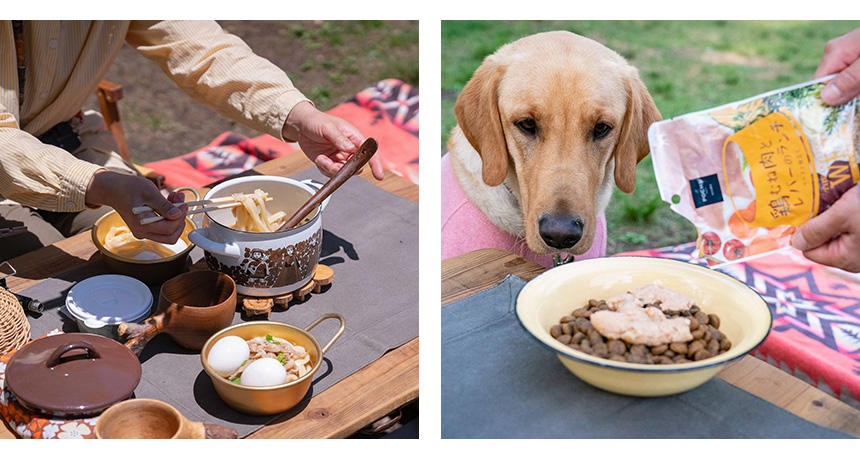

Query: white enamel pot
[188,176,331,297]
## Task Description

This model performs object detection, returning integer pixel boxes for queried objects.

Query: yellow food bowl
[91,210,196,285]
[516,256,772,397]
[200,315,344,415]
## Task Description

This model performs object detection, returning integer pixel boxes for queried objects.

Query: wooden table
[0,153,419,439]
[441,248,860,437]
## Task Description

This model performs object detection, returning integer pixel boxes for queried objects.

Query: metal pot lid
[66,275,152,328]
[4,333,141,416]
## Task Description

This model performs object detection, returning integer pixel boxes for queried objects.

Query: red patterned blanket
[144,79,419,188]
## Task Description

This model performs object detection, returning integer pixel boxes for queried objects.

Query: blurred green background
[441,20,859,254]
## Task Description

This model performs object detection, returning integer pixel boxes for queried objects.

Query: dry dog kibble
[573,307,591,318]
[709,327,722,343]
[574,317,592,333]
[592,341,609,358]
[707,339,720,355]
[651,344,668,355]
[669,342,688,355]
[708,314,720,329]
[694,349,714,361]
[550,290,731,365]
[561,323,573,336]
[687,340,705,357]
[694,311,709,328]
[580,340,593,355]
[688,316,699,331]
[608,339,627,356]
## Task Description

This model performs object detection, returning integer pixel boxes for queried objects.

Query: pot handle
[174,186,202,210]
[188,228,243,259]
[301,179,333,212]
[46,342,100,368]
[304,313,345,356]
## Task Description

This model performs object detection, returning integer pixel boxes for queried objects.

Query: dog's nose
[538,213,584,249]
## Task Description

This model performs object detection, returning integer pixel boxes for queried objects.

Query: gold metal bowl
[200,314,344,415]
[516,257,772,397]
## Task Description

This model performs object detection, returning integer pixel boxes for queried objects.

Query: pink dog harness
[441,154,607,268]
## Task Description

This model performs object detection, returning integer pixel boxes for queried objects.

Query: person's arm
[0,102,103,212]
[125,20,382,179]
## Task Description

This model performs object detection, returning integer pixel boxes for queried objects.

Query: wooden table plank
[441,248,860,437]
[1,154,418,439]
[248,338,419,438]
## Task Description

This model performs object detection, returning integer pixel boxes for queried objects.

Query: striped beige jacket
[0,20,309,212]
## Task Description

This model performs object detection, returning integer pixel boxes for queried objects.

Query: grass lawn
[441,20,859,254]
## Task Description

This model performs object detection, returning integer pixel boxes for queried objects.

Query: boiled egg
[207,335,250,377]
[239,357,288,387]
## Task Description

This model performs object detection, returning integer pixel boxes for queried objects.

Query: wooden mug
[120,271,237,355]
[95,399,237,439]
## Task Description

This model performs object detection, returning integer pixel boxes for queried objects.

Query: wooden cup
[95,399,237,439]
[120,271,237,355]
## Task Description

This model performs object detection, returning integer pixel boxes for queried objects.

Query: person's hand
[86,170,188,244]
[815,28,860,105]
[791,184,860,272]
[282,101,384,180]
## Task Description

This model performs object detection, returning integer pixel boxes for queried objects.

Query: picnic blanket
[617,243,860,410]
[144,79,419,188]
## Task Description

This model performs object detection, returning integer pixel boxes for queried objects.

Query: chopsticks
[134,194,272,225]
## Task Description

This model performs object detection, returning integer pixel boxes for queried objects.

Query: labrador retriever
[442,31,661,266]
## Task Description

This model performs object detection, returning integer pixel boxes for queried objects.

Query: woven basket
[0,287,30,355]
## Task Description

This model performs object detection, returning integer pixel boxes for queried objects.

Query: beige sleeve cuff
[268,90,314,142]
[57,160,106,212]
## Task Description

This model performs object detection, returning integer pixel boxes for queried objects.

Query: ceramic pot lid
[66,275,153,328]
[4,333,141,416]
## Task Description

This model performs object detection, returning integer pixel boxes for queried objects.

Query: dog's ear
[613,73,662,194]
[454,62,509,187]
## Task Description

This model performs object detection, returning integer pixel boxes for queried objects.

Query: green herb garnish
[230,376,241,383]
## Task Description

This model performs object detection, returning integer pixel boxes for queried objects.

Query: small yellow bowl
[91,211,196,285]
[516,256,772,397]
[200,314,344,415]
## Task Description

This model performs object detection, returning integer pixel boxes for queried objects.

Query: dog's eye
[515,118,537,136]
[593,123,612,140]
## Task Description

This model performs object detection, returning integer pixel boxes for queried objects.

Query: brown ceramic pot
[119,271,237,355]
[4,333,141,417]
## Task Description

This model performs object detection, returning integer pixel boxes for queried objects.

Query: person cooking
[0,20,384,261]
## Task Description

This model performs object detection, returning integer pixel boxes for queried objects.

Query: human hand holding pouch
[649,77,859,265]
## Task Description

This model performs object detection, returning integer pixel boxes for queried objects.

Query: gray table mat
[441,275,852,439]
[15,167,418,438]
